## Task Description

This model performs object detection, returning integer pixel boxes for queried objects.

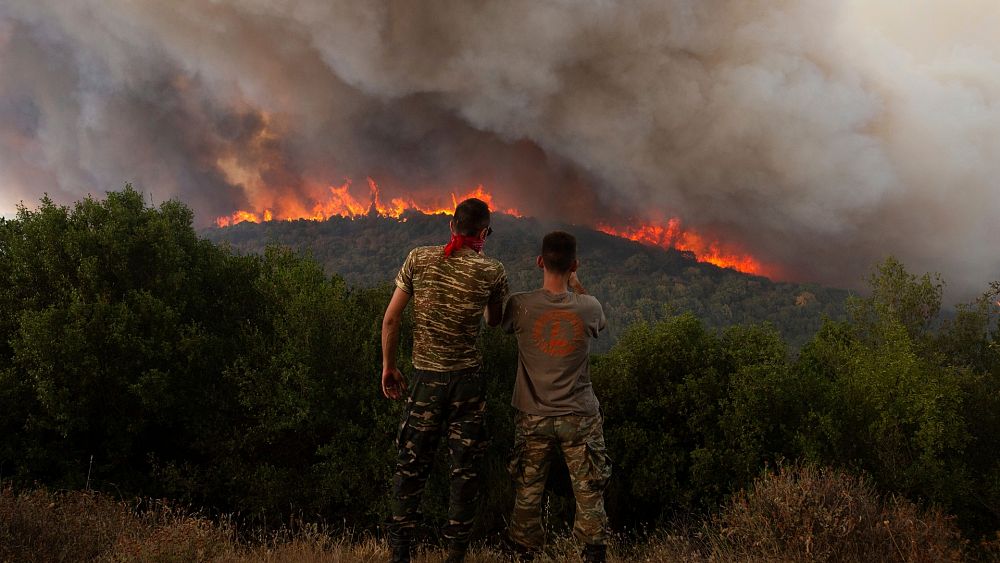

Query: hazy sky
[1,1,998,297]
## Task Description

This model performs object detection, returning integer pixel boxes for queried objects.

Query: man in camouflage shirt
[501,231,611,563]
[381,198,508,563]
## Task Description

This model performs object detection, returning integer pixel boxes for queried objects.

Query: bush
[0,486,233,562]
[0,187,403,527]
[2,189,999,544]
[594,314,802,523]
[715,463,964,562]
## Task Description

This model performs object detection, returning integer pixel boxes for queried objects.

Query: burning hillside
[204,208,847,351]
[3,2,999,297]
[214,179,771,277]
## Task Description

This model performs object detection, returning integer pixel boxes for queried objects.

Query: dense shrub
[594,315,808,521]
[2,188,999,545]
[716,464,964,562]
[0,188,404,527]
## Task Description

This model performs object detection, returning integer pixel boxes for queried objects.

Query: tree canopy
[1,188,998,539]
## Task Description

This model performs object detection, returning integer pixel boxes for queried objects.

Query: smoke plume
[1,1,998,296]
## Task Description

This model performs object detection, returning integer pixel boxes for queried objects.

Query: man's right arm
[381,287,411,399]
[569,271,588,295]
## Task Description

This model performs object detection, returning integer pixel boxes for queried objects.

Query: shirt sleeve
[394,249,417,294]
[592,298,607,337]
[489,264,509,305]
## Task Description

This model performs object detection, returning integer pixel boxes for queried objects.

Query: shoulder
[477,254,506,273]
[408,245,444,263]
[468,254,506,282]
[505,290,532,304]
[412,245,444,257]
[576,294,603,310]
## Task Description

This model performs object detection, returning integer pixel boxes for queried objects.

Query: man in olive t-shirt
[501,231,611,563]
[380,198,508,563]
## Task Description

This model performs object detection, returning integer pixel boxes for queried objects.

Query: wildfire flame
[597,221,770,276]
[215,178,522,227]
[215,179,768,277]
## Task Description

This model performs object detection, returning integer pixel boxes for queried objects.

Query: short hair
[542,231,577,273]
[453,198,491,236]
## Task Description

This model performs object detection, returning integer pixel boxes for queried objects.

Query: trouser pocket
[584,439,612,491]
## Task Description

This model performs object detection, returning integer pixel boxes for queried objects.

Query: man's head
[538,231,578,274]
[451,198,491,237]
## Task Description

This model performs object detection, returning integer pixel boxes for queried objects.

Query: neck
[542,270,571,294]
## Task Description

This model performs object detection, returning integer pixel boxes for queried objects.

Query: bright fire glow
[597,221,770,276]
[215,179,769,277]
[215,179,522,228]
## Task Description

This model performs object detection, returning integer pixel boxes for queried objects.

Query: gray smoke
[1,1,998,297]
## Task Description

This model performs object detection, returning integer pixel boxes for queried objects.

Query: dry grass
[709,463,966,563]
[0,466,980,562]
[0,487,235,562]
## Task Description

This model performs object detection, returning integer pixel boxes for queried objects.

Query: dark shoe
[581,543,607,563]
[388,528,410,563]
[390,544,410,563]
[444,548,467,563]
[502,536,537,562]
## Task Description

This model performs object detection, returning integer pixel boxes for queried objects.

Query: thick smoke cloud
[1,1,998,296]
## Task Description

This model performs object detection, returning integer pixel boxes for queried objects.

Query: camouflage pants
[390,368,487,551]
[508,411,612,550]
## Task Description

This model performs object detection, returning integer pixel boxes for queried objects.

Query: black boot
[444,547,467,563]
[581,543,607,563]
[503,536,537,562]
[388,529,410,563]
[390,543,410,563]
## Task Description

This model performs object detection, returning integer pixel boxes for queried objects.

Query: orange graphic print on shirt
[531,310,585,357]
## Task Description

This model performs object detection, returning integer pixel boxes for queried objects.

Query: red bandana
[443,234,485,257]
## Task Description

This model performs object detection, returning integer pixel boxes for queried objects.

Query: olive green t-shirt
[395,245,508,372]
[501,289,607,416]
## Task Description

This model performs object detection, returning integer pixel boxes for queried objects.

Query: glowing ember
[597,221,769,276]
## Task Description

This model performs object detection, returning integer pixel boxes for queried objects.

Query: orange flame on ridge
[597,220,770,276]
[215,179,522,228]
[215,179,768,277]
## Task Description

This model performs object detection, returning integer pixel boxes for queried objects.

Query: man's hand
[381,287,411,400]
[382,366,407,400]
[569,271,587,295]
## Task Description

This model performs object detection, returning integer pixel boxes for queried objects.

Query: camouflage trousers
[390,368,487,551]
[508,411,612,550]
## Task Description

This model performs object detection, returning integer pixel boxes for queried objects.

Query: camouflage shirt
[395,245,508,372]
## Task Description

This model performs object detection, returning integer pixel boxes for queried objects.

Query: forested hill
[204,211,849,349]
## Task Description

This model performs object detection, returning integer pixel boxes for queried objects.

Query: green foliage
[2,189,999,542]
[0,187,398,527]
[204,212,850,351]
[796,320,972,505]
[846,256,943,344]
[793,260,999,535]
[591,258,999,535]
[593,316,803,522]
